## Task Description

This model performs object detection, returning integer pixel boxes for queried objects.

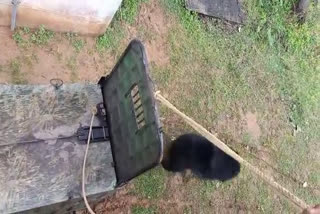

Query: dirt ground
[0,1,169,85]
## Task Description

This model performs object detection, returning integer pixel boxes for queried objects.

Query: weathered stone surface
[186,0,245,23]
[0,84,116,213]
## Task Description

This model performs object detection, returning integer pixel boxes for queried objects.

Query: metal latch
[77,126,110,143]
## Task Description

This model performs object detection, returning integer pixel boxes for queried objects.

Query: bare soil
[245,112,261,141]
[0,1,170,85]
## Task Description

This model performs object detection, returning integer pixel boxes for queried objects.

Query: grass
[30,25,54,45]
[96,20,125,52]
[66,32,85,52]
[132,167,166,199]
[131,205,158,214]
[66,55,77,71]
[10,59,27,84]
[161,0,319,136]
[13,29,31,49]
[156,0,319,212]
[199,180,219,199]
[13,25,54,47]
[96,0,149,52]
[12,31,24,46]
[117,0,149,24]
[66,55,78,82]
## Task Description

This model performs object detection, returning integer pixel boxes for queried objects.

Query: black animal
[161,133,240,181]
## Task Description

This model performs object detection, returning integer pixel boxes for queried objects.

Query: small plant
[10,60,21,75]
[66,55,77,71]
[66,32,85,52]
[30,25,54,45]
[12,28,32,48]
[66,55,78,82]
[72,39,84,52]
[13,31,23,45]
[10,59,27,84]
[22,27,30,34]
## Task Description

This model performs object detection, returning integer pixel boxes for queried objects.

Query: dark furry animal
[161,133,240,181]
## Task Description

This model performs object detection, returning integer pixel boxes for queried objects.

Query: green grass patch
[66,55,78,82]
[66,32,85,52]
[117,0,149,24]
[12,28,31,48]
[246,0,318,52]
[131,205,158,214]
[199,180,219,199]
[157,0,319,212]
[96,0,149,52]
[30,25,54,45]
[10,59,27,84]
[133,167,166,199]
[162,0,319,126]
[66,55,77,71]
[13,26,53,47]
[13,31,24,46]
[96,20,125,52]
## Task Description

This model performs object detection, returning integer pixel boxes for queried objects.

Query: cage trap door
[99,40,163,186]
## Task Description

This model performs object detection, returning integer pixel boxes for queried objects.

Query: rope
[154,91,308,211]
[82,112,96,214]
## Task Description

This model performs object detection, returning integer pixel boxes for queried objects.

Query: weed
[66,32,85,52]
[117,0,149,24]
[131,205,157,214]
[133,167,166,199]
[96,0,149,51]
[66,55,77,72]
[30,25,54,45]
[22,27,30,34]
[183,206,192,214]
[10,60,20,74]
[199,180,218,198]
[72,39,84,52]
[13,31,24,45]
[10,59,27,84]
[96,20,125,52]
[162,0,320,128]
[66,55,78,82]
[13,27,39,49]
